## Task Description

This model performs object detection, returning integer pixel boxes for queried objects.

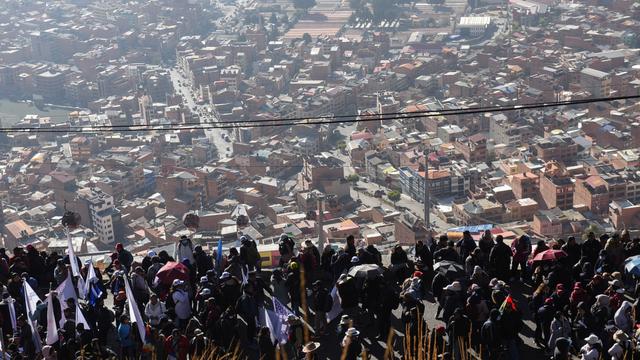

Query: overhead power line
[0,93,638,133]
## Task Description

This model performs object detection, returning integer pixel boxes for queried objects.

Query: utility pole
[423,150,430,231]
[316,194,325,253]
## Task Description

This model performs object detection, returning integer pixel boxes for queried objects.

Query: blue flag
[89,282,103,306]
[216,239,223,271]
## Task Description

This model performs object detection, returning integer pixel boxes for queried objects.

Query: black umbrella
[434,260,465,280]
[348,264,383,280]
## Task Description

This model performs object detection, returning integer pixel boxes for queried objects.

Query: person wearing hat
[441,281,463,322]
[548,311,571,354]
[341,327,363,360]
[580,334,602,360]
[189,328,210,358]
[607,330,630,360]
[219,271,241,311]
[171,279,191,329]
[535,297,555,346]
[278,233,296,266]
[164,328,189,360]
[145,293,166,327]
[174,235,195,267]
[303,341,321,359]
[606,279,625,310]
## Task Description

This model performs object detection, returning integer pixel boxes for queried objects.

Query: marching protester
[1,226,640,360]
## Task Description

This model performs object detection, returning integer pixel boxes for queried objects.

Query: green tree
[337,140,347,151]
[388,190,401,204]
[346,174,360,183]
[302,32,312,43]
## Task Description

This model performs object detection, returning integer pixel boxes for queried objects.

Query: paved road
[168,68,232,158]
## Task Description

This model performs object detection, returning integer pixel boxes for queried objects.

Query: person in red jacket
[164,328,190,360]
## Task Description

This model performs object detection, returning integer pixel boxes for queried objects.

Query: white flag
[326,285,341,322]
[75,303,90,331]
[23,281,43,352]
[241,266,248,285]
[83,259,99,297]
[55,273,77,306]
[76,275,86,300]
[124,276,146,343]
[6,297,16,333]
[66,231,80,277]
[271,297,294,345]
[45,292,58,345]
[263,307,278,344]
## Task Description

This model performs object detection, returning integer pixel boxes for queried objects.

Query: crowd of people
[0,229,638,360]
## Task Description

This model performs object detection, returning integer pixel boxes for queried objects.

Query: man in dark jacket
[193,245,213,278]
[434,241,460,263]
[581,232,602,267]
[116,243,133,272]
[489,235,512,281]
[337,275,358,314]
[481,309,502,360]
[311,280,331,335]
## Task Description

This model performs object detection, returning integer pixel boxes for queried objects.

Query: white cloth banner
[271,297,294,345]
[6,297,16,333]
[23,281,43,352]
[326,285,342,322]
[45,293,58,345]
[124,276,146,342]
[66,231,86,299]
[75,304,90,330]
[66,231,80,277]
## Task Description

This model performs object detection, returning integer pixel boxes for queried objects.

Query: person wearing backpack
[174,236,195,265]
[311,280,332,336]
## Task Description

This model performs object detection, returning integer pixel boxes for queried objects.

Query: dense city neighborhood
[0,0,638,358]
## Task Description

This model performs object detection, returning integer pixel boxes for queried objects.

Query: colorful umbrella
[154,261,190,286]
[531,249,567,263]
